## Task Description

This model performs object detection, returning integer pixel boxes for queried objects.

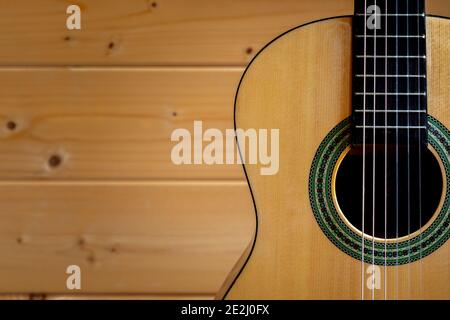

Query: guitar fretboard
[352,0,427,145]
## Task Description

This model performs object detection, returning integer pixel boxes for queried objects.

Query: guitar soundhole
[335,145,443,239]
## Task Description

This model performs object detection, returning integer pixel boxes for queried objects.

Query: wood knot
[78,237,86,247]
[87,254,96,264]
[245,47,253,55]
[29,293,47,300]
[6,120,17,131]
[48,154,63,169]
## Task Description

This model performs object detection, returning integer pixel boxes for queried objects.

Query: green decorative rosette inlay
[308,116,450,265]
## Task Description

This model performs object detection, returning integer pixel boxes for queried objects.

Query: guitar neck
[352,0,427,146]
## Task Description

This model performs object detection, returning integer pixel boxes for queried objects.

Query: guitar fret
[355,13,424,17]
[356,55,426,59]
[355,74,426,78]
[355,92,426,96]
[354,110,426,113]
[355,126,427,129]
[355,35,425,38]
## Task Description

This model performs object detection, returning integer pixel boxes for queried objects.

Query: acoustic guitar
[219,0,450,299]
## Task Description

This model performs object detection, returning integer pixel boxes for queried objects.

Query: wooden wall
[0,0,448,300]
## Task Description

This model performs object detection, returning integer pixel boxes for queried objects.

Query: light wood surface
[225,16,450,299]
[46,294,215,300]
[0,294,214,300]
[0,0,449,299]
[0,0,447,66]
[0,181,254,294]
[0,0,351,66]
[0,68,243,179]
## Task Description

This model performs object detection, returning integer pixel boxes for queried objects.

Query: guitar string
[362,0,368,301]
[384,0,388,301]
[362,0,425,298]
[406,0,412,299]
[417,0,424,298]
[395,0,400,300]
[372,0,377,302]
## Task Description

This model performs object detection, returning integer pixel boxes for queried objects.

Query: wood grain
[0,68,244,179]
[0,0,353,66]
[46,294,214,300]
[0,294,214,300]
[0,181,254,294]
[0,0,448,299]
[225,16,450,299]
[2,0,446,66]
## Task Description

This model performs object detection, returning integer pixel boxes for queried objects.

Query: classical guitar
[220,0,450,299]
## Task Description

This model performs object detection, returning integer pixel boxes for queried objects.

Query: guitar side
[218,16,450,300]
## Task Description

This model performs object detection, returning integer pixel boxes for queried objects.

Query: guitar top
[220,0,450,300]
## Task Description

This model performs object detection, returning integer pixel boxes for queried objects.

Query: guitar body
[221,16,450,300]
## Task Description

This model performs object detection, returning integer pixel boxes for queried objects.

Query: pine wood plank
[0,68,244,179]
[0,181,255,294]
[0,0,355,65]
[0,294,214,300]
[46,294,214,300]
[1,0,447,66]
